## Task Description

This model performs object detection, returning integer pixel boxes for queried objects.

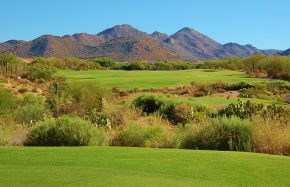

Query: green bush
[229,81,254,90]
[113,124,146,147]
[0,87,17,114]
[218,100,290,121]
[218,100,264,119]
[239,88,263,98]
[26,61,57,80]
[25,115,108,146]
[181,117,252,152]
[63,82,111,111]
[112,124,172,148]
[212,117,252,151]
[93,58,116,68]
[134,94,208,124]
[133,94,166,114]
[15,95,51,124]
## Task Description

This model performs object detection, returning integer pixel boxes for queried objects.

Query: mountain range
[0,24,287,61]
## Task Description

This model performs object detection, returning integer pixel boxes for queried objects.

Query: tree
[26,61,57,80]
[94,58,116,68]
[243,53,265,73]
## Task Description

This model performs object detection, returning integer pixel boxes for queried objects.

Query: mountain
[167,27,227,60]
[81,36,178,61]
[150,31,169,42]
[280,48,290,56]
[0,24,282,61]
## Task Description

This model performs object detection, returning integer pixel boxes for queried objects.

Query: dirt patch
[1,76,45,97]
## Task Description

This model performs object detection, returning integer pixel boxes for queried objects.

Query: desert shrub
[134,94,209,125]
[63,82,111,111]
[50,82,111,118]
[181,123,217,150]
[151,62,174,70]
[0,87,17,114]
[26,61,57,80]
[212,117,252,151]
[181,117,252,152]
[93,58,116,68]
[112,124,174,148]
[267,81,290,91]
[230,81,254,90]
[239,88,263,98]
[219,100,290,121]
[162,103,207,125]
[25,115,108,146]
[112,124,146,147]
[58,103,86,117]
[125,61,150,70]
[15,94,51,124]
[105,104,141,127]
[229,81,254,90]
[0,124,27,146]
[251,116,290,155]
[134,94,167,114]
[163,104,193,124]
[218,100,264,119]
[264,104,290,123]
[86,109,111,128]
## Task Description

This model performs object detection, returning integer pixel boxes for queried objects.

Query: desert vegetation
[0,53,289,157]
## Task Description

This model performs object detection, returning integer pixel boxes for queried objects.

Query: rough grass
[57,69,269,90]
[0,147,290,187]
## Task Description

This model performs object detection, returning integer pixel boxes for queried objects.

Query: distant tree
[26,61,57,80]
[94,58,116,68]
[0,53,24,75]
[243,53,265,73]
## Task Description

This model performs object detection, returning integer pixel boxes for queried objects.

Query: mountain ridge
[0,24,283,61]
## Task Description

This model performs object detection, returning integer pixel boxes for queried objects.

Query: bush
[26,61,57,80]
[181,117,252,152]
[0,87,17,114]
[93,58,116,68]
[133,94,166,114]
[134,94,209,125]
[239,88,263,98]
[212,117,252,151]
[229,81,254,90]
[63,82,111,112]
[25,115,108,146]
[218,100,264,119]
[15,95,51,124]
[112,124,175,148]
[0,124,27,146]
[251,116,290,155]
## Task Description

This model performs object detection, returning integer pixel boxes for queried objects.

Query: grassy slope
[57,69,268,90]
[0,147,290,187]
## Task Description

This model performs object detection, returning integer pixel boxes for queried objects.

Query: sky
[0,0,289,50]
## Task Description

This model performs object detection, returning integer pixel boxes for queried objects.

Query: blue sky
[1,0,289,50]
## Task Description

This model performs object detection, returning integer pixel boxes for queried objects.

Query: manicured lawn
[0,147,289,187]
[57,69,268,90]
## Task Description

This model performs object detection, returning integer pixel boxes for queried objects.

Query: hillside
[281,48,290,56]
[0,24,281,61]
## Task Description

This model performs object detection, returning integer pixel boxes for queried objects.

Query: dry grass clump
[251,116,290,156]
[0,124,28,146]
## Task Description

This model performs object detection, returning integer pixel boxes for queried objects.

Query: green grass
[57,69,269,90]
[0,147,289,187]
